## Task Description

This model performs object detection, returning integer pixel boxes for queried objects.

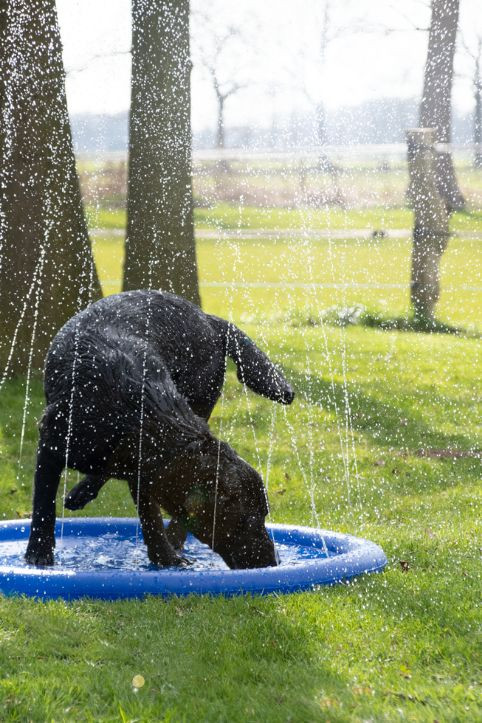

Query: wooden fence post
[406,128,451,324]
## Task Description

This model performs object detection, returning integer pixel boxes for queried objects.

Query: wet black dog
[25,291,294,569]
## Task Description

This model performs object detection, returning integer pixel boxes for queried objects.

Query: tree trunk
[216,95,225,150]
[315,101,326,147]
[474,47,482,169]
[407,129,450,323]
[123,0,200,306]
[419,0,465,211]
[0,0,101,376]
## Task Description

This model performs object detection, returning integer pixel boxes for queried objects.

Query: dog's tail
[209,316,294,405]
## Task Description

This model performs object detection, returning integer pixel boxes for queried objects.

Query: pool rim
[0,517,387,600]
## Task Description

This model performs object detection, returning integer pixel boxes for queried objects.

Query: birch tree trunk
[0,0,101,376]
[123,0,200,306]
[419,0,465,211]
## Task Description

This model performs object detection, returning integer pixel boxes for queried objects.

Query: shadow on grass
[353,313,473,336]
[289,305,479,338]
[287,368,479,460]
[0,592,349,721]
[453,208,482,224]
[0,376,45,517]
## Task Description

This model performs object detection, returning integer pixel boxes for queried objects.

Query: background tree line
[70,99,479,155]
[0,0,199,376]
[0,0,472,375]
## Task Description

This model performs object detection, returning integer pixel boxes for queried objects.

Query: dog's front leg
[25,443,64,566]
[128,481,188,567]
[64,473,108,510]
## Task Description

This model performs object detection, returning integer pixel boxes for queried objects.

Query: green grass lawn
[88,203,482,234]
[92,206,481,329]
[88,203,418,232]
[0,204,481,720]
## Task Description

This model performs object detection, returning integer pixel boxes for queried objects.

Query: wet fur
[25,291,293,568]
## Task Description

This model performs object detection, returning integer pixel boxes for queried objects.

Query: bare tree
[474,39,482,168]
[460,35,482,168]
[0,0,101,375]
[207,33,245,150]
[283,0,345,204]
[420,0,465,211]
[283,0,333,153]
[303,1,331,150]
[192,15,248,150]
[123,0,200,305]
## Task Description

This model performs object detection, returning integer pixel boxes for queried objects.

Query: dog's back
[45,290,293,420]
[41,323,208,477]
[44,291,225,415]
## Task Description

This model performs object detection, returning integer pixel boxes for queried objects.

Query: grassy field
[0,203,481,720]
[91,204,482,329]
[78,156,482,210]
[88,203,482,233]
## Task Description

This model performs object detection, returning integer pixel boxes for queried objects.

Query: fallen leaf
[399,560,410,572]
[132,675,145,689]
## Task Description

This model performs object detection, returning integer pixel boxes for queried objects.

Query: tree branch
[66,49,131,76]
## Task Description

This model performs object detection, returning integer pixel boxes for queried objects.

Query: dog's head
[165,436,278,569]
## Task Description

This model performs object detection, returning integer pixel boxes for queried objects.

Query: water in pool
[0,533,327,572]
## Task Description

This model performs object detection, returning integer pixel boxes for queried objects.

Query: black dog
[25,291,294,569]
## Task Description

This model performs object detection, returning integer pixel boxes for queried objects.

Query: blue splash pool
[0,518,387,600]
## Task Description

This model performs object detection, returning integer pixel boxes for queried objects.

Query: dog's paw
[164,554,192,569]
[147,547,192,568]
[64,480,98,510]
[175,555,193,568]
[25,543,54,566]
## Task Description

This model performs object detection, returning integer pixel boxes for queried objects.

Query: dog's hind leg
[64,473,108,511]
[25,443,64,566]
[128,481,189,567]
[166,516,188,550]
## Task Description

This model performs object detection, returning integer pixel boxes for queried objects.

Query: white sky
[57,0,481,130]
